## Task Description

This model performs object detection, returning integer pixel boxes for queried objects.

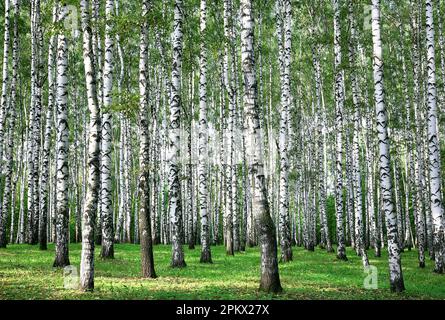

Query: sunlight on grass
[0,243,444,300]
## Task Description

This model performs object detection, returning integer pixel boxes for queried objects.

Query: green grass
[0,243,444,299]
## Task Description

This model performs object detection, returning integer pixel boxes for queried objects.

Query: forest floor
[0,243,444,299]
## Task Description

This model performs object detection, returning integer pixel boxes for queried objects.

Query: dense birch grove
[0,0,445,294]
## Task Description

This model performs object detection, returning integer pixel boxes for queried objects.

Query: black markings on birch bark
[371,0,405,292]
[53,3,70,269]
[410,2,426,268]
[0,0,10,169]
[333,0,347,261]
[0,0,16,248]
[276,0,292,262]
[100,0,115,258]
[348,0,369,268]
[198,0,212,264]
[222,0,235,256]
[79,0,102,290]
[241,0,282,293]
[425,0,445,273]
[38,1,58,251]
[137,0,156,278]
[169,0,186,268]
[27,0,43,245]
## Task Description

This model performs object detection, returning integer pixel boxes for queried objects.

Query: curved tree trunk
[241,0,282,293]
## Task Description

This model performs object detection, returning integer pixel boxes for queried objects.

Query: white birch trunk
[371,0,405,292]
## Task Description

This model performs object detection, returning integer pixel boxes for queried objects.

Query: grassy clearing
[0,243,444,300]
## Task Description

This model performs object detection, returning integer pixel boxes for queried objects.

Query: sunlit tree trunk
[241,0,282,293]
[0,0,10,172]
[138,0,157,278]
[223,0,234,256]
[425,0,445,273]
[371,0,405,292]
[27,0,43,245]
[53,4,70,268]
[399,27,413,251]
[169,0,186,268]
[348,0,369,267]
[333,0,347,261]
[198,0,212,263]
[38,1,58,251]
[411,3,426,268]
[99,0,115,256]
[0,0,16,248]
[79,0,102,290]
[276,0,292,263]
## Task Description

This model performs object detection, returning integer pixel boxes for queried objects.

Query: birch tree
[100,0,115,258]
[79,0,102,290]
[138,0,157,278]
[348,0,369,267]
[169,0,186,268]
[241,0,282,293]
[425,0,445,274]
[39,1,58,251]
[198,0,212,263]
[53,4,70,268]
[371,0,405,292]
[0,0,10,171]
[0,0,16,248]
[276,0,293,263]
[333,0,347,261]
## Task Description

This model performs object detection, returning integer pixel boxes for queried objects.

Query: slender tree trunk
[425,0,445,273]
[400,29,413,251]
[138,0,156,278]
[99,0,115,258]
[17,137,26,244]
[0,0,10,173]
[436,0,445,113]
[333,0,347,261]
[0,0,16,248]
[198,0,212,263]
[371,0,405,292]
[27,0,42,245]
[411,3,426,268]
[169,0,186,268]
[348,0,369,267]
[79,0,102,290]
[222,0,235,256]
[53,5,70,268]
[241,0,282,293]
[276,0,292,263]
[38,2,58,251]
